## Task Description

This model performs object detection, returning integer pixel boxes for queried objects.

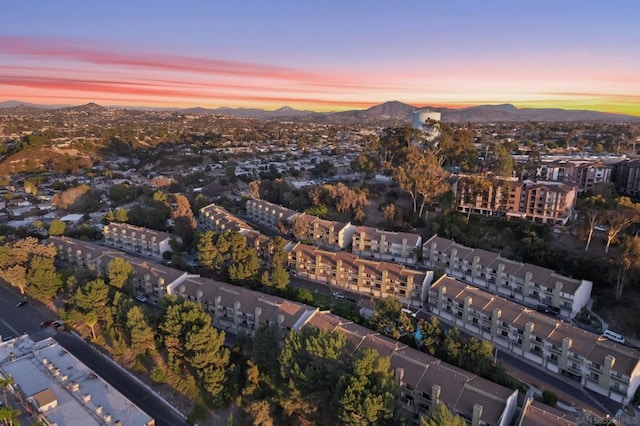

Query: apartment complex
[245,198,298,231]
[290,214,356,250]
[288,242,432,306]
[517,397,578,426]
[537,159,613,194]
[199,203,251,234]
[102,222,173,258]
[351,226,422,265]
[612,158,640,197]
[422,235,592,318]
[306,312,518,426]
[0,336,154,426]
[50,236,189,298]
[451,176,577,225]
[428,276,640,404]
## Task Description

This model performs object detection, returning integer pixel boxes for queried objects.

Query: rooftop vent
[104,413,112,422]
[42,358,48,365]
[70,382,80,392]
[96,405,103,414]
[82,394,91,402]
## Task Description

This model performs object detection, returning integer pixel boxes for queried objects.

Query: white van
[603,330,625,344]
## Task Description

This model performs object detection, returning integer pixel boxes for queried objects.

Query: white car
[594,225,607,232]
[332,292,345,299]
[135,295,148,303]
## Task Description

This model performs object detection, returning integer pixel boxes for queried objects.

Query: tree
[48,220,67,236]
[0,405,20,426]
[126,305,156,358]
[197,231,222,273]
[421,403,466,426]
[371,297,403,339]
[419,316,444,355]
[576,194,608,252]
[108,257,133,292]
[338,348,397,425]
[603,197,640,253]
[74,278,112,335]
[114,207,129,223]
[611,237,640,301]
[491,144,514,178]
[270,266,289,290]
[0,265,27,294]
[26,256,62,301]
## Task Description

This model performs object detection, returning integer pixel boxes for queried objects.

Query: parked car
[135,295,148,303]
[594,225,607,232]
[332,292,345,299]
[40,320,54,328]
[16,301,28,307]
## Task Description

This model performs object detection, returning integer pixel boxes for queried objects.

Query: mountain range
[1,99,638,123]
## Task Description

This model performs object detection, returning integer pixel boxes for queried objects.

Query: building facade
[428,276,640,404]
[245,198,298,231]
[351,226,422,265]
[422,235,592,318]
[199,203,251,234]
[102,222,173,258]
[288,242,432,307]
[290,214,356,251]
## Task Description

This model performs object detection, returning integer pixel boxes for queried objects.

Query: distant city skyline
[1,1,639,115]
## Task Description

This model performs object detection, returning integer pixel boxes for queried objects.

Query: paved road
[53,332,188,426]
[0,281,187,426]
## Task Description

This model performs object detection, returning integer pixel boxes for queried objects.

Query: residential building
[0,336,154,426]
[451,176,577,225]
[50,236,189,298]
[612,158,640,197]
[351,226,422,265]
[245,198,298,231]
[305,312,518,426]
[288,242,432,307]
[102,222,173,258]
[428,276,640,404]
[423,235,592,318]
[517,397,578,426]
[291,214,356,250]
[167,275,318,336]
[537,159,613,194]
[199,203,251,234]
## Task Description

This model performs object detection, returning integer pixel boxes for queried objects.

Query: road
[0,280,188,426]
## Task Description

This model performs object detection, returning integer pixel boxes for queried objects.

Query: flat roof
[0,337,153,426]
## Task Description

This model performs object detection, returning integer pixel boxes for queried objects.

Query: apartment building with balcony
[428,276,640,404]
[422,235,592,318]
[167,275,317,337]
[245,198,298,231]
[288,242,432,307]
[102,222,173,258]
[305,312,518,426]
[291,214,356,250]
[451,176,577,225]
[50,236,189,298]
[351,226,422,265]
[199,203,251,234]
[537,159,613,194]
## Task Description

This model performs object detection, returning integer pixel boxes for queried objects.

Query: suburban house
[287,242,433,307]
[351,226,422,265]
[428,276,640,405]
[102,222,174,259]
[422,235,592,319]
[305,312,518,426]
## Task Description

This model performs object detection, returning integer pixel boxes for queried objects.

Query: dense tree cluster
[0,237,60,299]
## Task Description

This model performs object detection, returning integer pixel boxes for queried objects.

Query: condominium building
[288,242,432,307]
[245,198,298,231]
[102,222,173,258]
[291,214,356,250]
[199,203,251,234]
[351,226,422,265]
[428,276,640,404]
[423,235,592,318]
[167,275,318,336]
[612,158,640,197]
[305,312,518,426]
[451,176,577,225]
[0,337,154,426]
[537,159,613,194]
[517,397,578,426]
[50,236,189,298]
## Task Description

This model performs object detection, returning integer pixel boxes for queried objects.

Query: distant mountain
[1,99,638,123]
[0,100,73,109]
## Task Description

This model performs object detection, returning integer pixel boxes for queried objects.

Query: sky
[1,1,639,115]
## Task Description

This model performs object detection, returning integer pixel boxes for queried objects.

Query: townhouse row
[48,236,517,425]
[428,275,640,405]
[245,198,592,317]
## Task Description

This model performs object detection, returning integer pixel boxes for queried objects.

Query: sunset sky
[1,1,639,115]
